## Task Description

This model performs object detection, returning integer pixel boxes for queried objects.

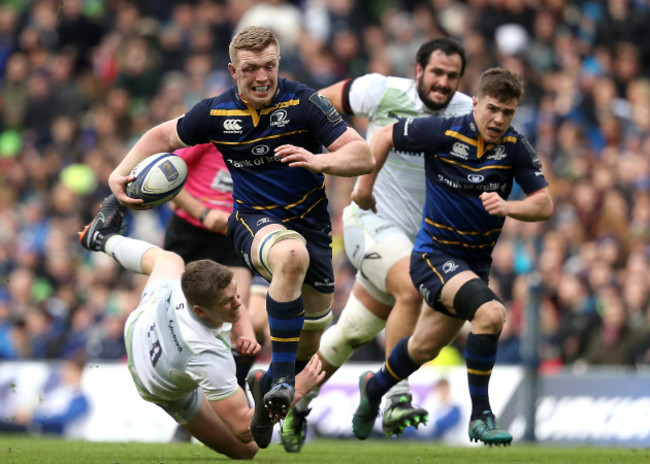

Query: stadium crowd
[1,0,650,372]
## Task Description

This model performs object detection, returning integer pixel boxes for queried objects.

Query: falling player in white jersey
[79,195,324,459]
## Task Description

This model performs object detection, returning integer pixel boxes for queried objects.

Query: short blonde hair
[229,26,280,63]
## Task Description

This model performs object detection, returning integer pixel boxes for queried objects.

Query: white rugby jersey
[348,73,473,240]
[125,279,238,402]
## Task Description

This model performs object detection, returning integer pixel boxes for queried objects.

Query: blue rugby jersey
[176,78,347,232]
[393,112,548,270]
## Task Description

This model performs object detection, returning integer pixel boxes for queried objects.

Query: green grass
[1,435,648,464]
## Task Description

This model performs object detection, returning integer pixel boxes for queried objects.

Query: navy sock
[233,353,256,389]
[465,332,499,419]
[265,294,304,389]
[295,358,308,375]
[366,336,420,402]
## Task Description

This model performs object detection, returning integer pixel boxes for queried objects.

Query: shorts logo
[256,217,271,227]
[241,251,251,269]
[419,284,430,302]
[270,109,289,127]
[442,260,459,274]
[223,119,243,133]
[450,142,470,159]
[467,174,484,183]
[363,252,381,260]
[252,145,270,156]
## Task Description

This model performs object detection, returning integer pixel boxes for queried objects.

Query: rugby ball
[126,153,188,206]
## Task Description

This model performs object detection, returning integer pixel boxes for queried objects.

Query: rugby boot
[352,371,381,440]
[79,194,126,251]
[468,410,513,446]
[382,393,429,436]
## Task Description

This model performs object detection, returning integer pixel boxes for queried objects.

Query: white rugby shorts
[342,203,413,305]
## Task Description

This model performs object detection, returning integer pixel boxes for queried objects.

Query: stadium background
[1,0,650,446]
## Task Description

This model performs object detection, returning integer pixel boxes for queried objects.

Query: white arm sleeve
[348,73,388,119]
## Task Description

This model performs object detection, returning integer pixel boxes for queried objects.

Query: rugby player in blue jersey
[351,67,553,446]
[105,26,373,449]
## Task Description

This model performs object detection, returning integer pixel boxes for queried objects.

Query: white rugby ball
[126,153,188,206]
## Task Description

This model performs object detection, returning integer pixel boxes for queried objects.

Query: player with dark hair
[352,67,553,446]
[103,26,374,448]
[280,37,472,452]
[78,195,324,459]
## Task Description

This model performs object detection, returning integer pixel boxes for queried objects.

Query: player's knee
[453,278,503,324]
[319,293,386,367]
[472,301,506,334]
[392,283,423,309]
[270,239,309,278]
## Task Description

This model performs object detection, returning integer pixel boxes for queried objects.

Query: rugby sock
[295,358,308,375]
[264,294,305,389]
[233,352,256,389]
[465,332,499,419]
[366,336,420,402]
[104,235,154,274]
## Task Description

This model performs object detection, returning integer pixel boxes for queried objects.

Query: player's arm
[351,123,395,212]
[480,187,553,221]
[319,127,374,176]
[171,190,229,233]
[109,118,187,207]
[318,79,350,114]
[230,304,261,357]
[275,127,373,177]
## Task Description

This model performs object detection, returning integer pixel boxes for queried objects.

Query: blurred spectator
[0,354,90,436]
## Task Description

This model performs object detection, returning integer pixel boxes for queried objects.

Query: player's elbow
[539,191,554,220]
[359,144,376,174]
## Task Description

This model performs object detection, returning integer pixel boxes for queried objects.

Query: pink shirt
[173,143,233,229]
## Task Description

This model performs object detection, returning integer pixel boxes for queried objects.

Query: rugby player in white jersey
[280,37,473,452]
[79,195,324,459]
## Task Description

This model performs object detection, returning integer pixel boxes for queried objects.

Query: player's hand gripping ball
[126,153,188,207]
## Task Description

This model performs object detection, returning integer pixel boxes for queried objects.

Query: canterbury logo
[223,119,242,131]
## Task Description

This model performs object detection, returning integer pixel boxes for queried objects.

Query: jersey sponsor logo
[442,260,459,274]
[223,119,243,133]
[252,145,270,156]
[270,109,289,127]
[467,174,484,183]
[167,320,183,353]
[310,93,343,123]
[226,155,278,168]
[450,142,470,159]
[487,145,507,160]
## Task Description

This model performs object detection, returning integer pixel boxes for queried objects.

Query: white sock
[104,235,154,274]
[295,384,321,412]
[385,379,411,404]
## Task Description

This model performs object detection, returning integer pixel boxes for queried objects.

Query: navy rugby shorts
[227,211,335,294]
[409,249,489,318]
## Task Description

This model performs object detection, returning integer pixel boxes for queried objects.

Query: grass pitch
[1,435,648,464]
